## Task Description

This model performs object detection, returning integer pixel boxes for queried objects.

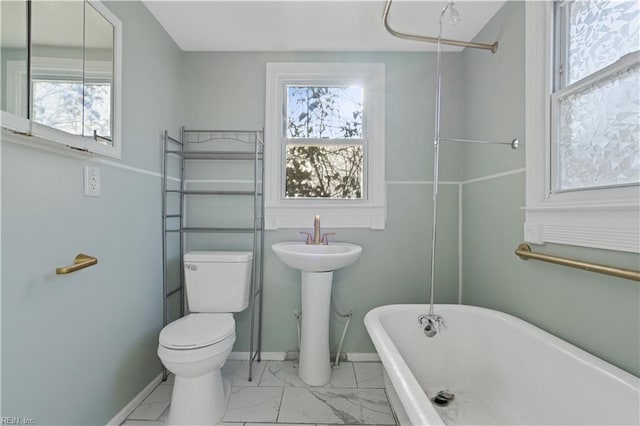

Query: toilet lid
[184,251,252,262]
[159,313,235,349]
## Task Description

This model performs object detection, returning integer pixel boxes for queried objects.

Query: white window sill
[523,200,639,253]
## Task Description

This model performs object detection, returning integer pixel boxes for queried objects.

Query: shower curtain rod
[439,137,519,149]
[383,0,499,53]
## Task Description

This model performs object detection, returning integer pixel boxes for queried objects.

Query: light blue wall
[180,52,465,355]
[3,2,637,424]
[459,1,640,376]
[1,1,183,424]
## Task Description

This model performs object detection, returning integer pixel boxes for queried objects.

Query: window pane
[568,0,639,84]
[83,83,112,138]
[286,86,363,139]
[32,80,111,138]
[32,80,83,135]
[558,63,639,191]
[285,145,363,199]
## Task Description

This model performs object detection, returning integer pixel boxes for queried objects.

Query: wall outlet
[83,165,101,197]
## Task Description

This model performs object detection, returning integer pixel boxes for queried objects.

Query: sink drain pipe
[331,295,352,368]
[293,300,352,368]
[293,310,302,351]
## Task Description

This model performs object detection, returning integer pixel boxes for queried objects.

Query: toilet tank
[183,251,253,313]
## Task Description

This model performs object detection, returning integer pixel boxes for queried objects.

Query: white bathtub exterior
[364,304,640,426]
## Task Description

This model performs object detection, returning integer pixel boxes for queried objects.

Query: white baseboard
[106,373,163,426]
[228,351,287,361]
[347,352,381,362]
[229,351,380,362]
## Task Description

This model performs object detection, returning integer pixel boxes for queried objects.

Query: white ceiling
[142,0,506,52]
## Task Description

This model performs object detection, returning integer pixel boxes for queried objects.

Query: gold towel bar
[56,254,98,275]
[515,243,640,282]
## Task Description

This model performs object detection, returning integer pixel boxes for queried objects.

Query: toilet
[157,251,253,426]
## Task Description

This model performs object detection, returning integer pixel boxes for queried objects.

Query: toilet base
[167,368,231,425]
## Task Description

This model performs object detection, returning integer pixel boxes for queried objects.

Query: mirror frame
[0,0,30,134]
[83,0,122,158]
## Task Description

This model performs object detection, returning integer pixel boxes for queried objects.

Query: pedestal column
[298,271,333,386]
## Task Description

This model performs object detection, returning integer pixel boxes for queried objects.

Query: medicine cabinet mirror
[1,0,122,158]
[1,0,29,130]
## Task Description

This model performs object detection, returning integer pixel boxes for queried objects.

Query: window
[552,1,639,193]
[265,63,385,229]
[525,1,639,253]
[285,86,364,199]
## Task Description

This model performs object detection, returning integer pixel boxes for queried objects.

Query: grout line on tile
[353,363,359,389]
[383,388,400,426]
[348,362,357,389]
[274,386,285,423]
[256,360,268,385]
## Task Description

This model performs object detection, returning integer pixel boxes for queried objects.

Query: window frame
[265,63,386,230]
[524,1,639,253]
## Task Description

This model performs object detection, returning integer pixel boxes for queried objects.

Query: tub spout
[418,314,444,337]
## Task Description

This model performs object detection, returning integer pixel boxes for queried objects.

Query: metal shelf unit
[161,128,264,381]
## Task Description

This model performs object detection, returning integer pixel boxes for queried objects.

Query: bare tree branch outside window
[32,80,111,137]
[285,86,364,199]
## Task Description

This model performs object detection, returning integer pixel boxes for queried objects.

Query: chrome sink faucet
[313,214,321,243]
[300,215,335,245]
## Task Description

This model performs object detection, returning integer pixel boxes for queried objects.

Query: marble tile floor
[122,361,396,426]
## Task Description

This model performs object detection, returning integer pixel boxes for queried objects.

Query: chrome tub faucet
[418,313,445,338]
[300,215,335,245]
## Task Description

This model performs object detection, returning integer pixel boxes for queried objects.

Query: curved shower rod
[383,0,499,54]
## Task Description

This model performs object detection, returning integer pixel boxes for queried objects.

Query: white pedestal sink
[272,241,362,386]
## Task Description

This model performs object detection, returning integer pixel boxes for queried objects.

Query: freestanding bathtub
[364,304,639,426]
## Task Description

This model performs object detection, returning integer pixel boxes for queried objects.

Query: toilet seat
[159,313,234,350]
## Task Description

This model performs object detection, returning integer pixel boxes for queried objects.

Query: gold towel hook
[56,254,98,275]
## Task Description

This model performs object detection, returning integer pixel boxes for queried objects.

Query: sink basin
[272,241,362,272]
[272,240,363,385]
